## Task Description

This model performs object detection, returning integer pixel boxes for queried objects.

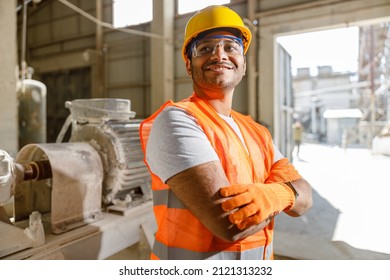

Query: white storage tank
[16,79,47,148]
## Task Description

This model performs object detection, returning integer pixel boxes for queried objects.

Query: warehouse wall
[16,0,252,143]
[0,0,18,155]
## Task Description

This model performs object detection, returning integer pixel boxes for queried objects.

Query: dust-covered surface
[274,143,390,259]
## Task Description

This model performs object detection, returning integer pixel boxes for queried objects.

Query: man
[140,5,312,260]
[292,120,303,157]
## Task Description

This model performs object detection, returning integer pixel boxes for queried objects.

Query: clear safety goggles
[190,35,244,58]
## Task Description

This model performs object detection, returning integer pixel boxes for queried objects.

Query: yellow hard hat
[182,5,252,62]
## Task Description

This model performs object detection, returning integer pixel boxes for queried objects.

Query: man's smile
[204,62,235,72]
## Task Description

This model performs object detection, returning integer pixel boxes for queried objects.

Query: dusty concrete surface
[274,143,390,260]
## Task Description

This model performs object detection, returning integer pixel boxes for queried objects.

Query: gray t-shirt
[146,106,284,183]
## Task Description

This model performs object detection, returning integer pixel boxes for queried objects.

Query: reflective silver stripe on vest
[153,239,272,260]
[153,189,186,209]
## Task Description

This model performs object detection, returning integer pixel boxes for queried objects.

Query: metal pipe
[369,25,376,147]
[19,160,52,182]
[95,0,105,98]
[13,160,52,185]
[21,0,28,82]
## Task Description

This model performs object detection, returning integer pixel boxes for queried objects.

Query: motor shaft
[18,160,52,182]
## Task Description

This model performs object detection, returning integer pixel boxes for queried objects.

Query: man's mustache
[203,61,235,69]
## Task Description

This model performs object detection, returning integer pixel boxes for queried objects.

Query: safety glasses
[190,35,244,58]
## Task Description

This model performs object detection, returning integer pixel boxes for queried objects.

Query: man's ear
[185,59,192,76]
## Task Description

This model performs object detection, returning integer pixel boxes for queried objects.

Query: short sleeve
[145,106,219,183]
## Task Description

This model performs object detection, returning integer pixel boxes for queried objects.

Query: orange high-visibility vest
[140,93,301,260]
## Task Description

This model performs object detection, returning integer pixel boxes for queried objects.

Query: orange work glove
[220,183,295,230]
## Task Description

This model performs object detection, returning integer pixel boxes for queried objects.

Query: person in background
[140,5,312,260]
[292,120,304,158]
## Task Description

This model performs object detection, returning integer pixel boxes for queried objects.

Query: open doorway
[277,23,390,156]
[274,22,390,259]
[277,27,360,152]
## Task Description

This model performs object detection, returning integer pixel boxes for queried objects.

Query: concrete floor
[274,143,390,259]
[106,242,150,260]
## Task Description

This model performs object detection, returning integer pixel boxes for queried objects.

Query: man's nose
[210,44,228,60]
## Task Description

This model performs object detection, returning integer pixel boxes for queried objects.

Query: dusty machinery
[0,98,155,259]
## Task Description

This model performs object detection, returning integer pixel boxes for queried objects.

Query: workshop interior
[0,0,390,260]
